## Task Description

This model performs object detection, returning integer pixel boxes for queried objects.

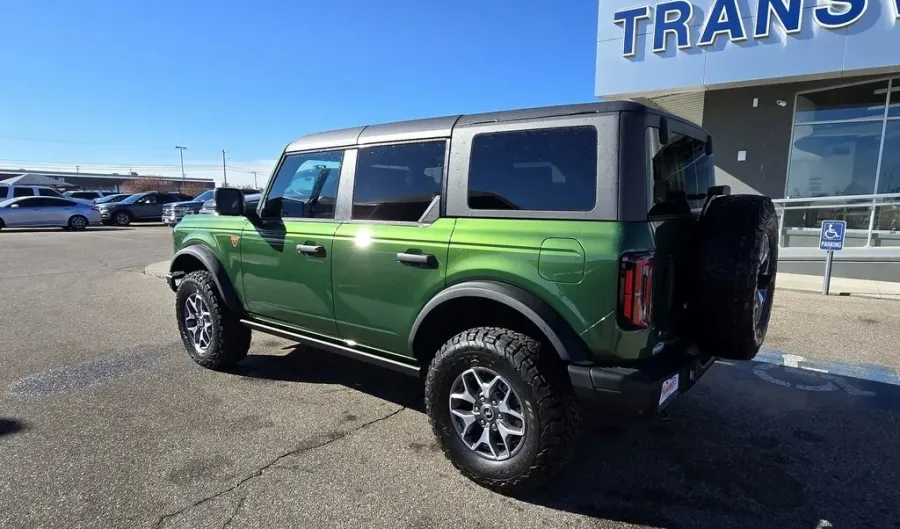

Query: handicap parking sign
[819,220,846,251]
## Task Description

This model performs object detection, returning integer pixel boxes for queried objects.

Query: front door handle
[297,244,325,256]
[397,252,436,267]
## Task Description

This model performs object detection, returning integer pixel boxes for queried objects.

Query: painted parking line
[753,350,900,386]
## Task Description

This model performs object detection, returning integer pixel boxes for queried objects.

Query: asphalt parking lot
[2,225,900,529]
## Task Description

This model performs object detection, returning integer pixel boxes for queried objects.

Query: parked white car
[0,196,101,230]
[0,184,63,201]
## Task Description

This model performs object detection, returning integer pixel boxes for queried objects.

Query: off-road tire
[114,210,132,226]
[691,195,778,360]
[175,270,251,370]
[425,327,579,494]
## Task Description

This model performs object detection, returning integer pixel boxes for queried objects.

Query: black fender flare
[169,245,244,315]
[408,280,587,363]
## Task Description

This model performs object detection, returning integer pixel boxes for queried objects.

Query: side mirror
[215,188,245,217]
[10,204,19,209]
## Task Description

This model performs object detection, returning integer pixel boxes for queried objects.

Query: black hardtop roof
[285,101,701,153]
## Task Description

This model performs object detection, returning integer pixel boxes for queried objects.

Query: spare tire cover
[691,195,778,360]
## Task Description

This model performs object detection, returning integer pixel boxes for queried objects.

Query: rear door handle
[297,244,325,256]
[397,252,436,267]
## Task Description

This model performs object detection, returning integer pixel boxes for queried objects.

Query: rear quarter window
[647,128,713,212]
[467,126,597,211]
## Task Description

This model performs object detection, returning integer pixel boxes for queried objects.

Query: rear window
[468,126,597,211]
[648,128,713,212]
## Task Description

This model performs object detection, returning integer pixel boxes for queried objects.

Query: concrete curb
[775,272,900,301]
[143,260,170,279]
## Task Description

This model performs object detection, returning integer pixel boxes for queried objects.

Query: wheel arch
[409,280,588,367]
[169,245,244,316]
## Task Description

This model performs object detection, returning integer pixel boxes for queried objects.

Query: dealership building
[0,169,214,193]
[597,0,900,280]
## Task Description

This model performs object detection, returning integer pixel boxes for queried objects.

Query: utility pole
[175,146,187,187]
[251,171,258,189]
[75,165,80,173]
[221,150,228,185]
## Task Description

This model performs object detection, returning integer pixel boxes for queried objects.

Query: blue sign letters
[653,0,694,52]
[698,0,747,46]
[615,0,872,56]
[613,6,652,56]
[814,0,867,28]
[755,0,803,39]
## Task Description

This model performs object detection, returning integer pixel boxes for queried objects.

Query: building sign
[614,0,899,57]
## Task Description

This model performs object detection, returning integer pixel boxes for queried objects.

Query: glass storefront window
[786,121,882,198]
[873,197,900,247]
[879,120,900,194]
[888,79,900,119]
[783,78,900,247]
[795,80,888,123]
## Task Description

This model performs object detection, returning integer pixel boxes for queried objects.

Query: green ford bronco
[167,102,778,492]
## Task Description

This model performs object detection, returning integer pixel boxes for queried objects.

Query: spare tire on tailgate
[691,195,778,360]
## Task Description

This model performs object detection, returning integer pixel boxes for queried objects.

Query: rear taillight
[618,253,654,329]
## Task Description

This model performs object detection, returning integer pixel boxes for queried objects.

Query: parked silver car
[0,196,102,230]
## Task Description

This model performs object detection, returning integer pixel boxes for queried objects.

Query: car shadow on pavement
[229,345,425,411]
[523,360,900,528]
[231,348,900,528]
[0,418,26,437]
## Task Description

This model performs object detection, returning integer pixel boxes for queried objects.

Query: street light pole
[222,150,228,185]
[252,171,258,189]
[175,146,187,188]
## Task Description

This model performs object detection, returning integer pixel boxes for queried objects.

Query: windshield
[194,190,214,202]
[96,194,127,203]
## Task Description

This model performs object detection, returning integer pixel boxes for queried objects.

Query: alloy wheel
[183,293,213,355]
[754,235,773,328]
[448,367,526,461]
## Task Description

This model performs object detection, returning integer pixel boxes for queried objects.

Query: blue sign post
[819,220,846,295]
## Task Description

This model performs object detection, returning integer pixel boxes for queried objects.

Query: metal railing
[772,193,900,248]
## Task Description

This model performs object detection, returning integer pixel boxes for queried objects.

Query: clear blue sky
[0,0,599,186]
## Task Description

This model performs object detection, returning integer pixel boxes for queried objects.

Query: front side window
[648,128,713,212]
[352,141,445,222]
[264,150,343,219]
[13,187,34,198]
[39,188,60,197]
[468,127,597,211]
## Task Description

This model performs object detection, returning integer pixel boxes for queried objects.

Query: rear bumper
[568,351,715,415]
